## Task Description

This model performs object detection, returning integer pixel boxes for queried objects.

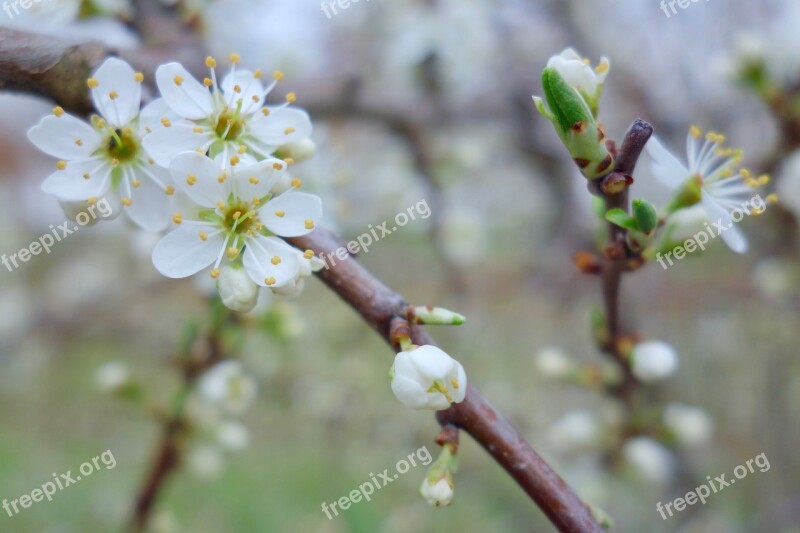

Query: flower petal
[152,222,224,278]
[91,57,142,128]
[701,195,748,254]
[41,159,112,202]
[646,136,690,189]
[142,123,213,168]
[155,63,213,120]
[242,235,299,287]
[260,192,322,237]
[169,151,229,207]
[231,157,286,199]
[124,170,171,231]
[246,108,312,149]
[139,98,184,134]
[28,115,102,160]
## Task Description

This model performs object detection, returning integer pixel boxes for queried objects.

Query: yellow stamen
[229,53,241,64]
[86,197,97,205]
[210,268,221,279]
[203,78,213,87]
[284,127,295,135]
[134,72,144,83]
[291,178,302,188]
[87,78,99,89]
[227,247,239,258]
[271,256,281,265]
[275,210,285,218]
[249,176,259,184]
[186,174,197,186]
[56,160,67,170]
[689,125,702,138]
[174,75,184,86]
[172,213,182,224]
[303,249,314,260]
[122,197,132,206]
[109,91,118,100]
[52,106,64,117]
[304,219,315,230]
[261,108,271,116]
[161,118,172,128]
[254,69,263,78]
[264,277,276,286]
[285,92,296,103]
[132,180,141,188]
[198,231,208,241]
[165,185,175,195]
[218,172,227,183]
[272,162,283,170]
[273,71,284,81]
[206,56,217,68]
[238,145,247,154]
[230,155,240,166]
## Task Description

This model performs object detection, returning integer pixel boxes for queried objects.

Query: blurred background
[1,0,800,531]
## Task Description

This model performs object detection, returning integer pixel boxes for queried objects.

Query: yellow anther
[164,185,175,195]
[304,219,315,230]
[270,256,281,265]
[285,92,296,103]
[82,172,90,180]
[203,78,213,87]
[253,69,263,78]
[249,176,259,184]
[134,72,144,83]
[193,127,204,134]
[227,246,239,258]
[86,197,97,205]
[291,178,302,188]
[238,145,247,154]
[132,180,141,188]
[210,268,221,279]
[217,172,227,183]
[206,56,217,68]
[594,61,609,74]
[274,210,285,218]
[109,91,118,100]
[148,158,155,165]
[252,197,261,206]
[56,160,67,170]
[766,193,779,204]
[273,71,284,81]
[272,162,283,170]
[232,211,242,219]
[230,155,241,166]
[186,174,197,186]
[284,127,295,135]
[689,125,702,138]
[172,213,183,224]
[233,84,242,94]
[198,231,208,241]
[261,108,271,116]
[303,249,314,260]
[264,277,276,286]
[229,53,241,64]
[216,201,226,210]
[706,132,726,143]
[251,95,260,103]
[161,118,172,128]
[87,78,99,89]
[52,106,65,117]
[284,158,295,165]
[758,174,770,186]
[451,378,460,389]
[122,197,132,206]
[174,75,184,86]
[75,139,83,146]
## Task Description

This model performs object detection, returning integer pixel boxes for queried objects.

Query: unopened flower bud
[390,345,467,411]
[630,341,679,383]
[217,264,259,312]
[405,306,466,326]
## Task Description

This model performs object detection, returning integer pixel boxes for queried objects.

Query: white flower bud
[623,437,675,484]
[217,265,260,312]
[216,421,250,451]
[198,360,258,415]
[187,445,225,479]
[547,410,601,452]
[546,48,610,112]
[94,362,130,392]
[420,477,454,507]
[630,341,679,383]
[390,345,467,411]
[534,347,575,379]
[663,403,713,447]
[278,138,316,163]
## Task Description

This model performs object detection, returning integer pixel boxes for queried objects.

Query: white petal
[28,115,102,160]
[152,222,224,278]
[91,57,142,128]
[41,159,112,202]
[242,235,299,287]
[220,70,266,113]
[169,151,228,207]
[124,171,171,231]
[246,108,312,148]
[139,98,184,134]
[260,192,322,237]
[142,123,213,168]
[155,63,213,120]
[231,157,286,200]
[646,136,690,189]
[701,195,748,254]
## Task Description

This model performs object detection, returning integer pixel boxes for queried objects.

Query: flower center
[223,200,260,236]
[214,109,246,141]
[106,128,140,163]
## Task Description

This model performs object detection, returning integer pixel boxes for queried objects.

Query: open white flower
[390,345,467,410]
[151,152,322,290]
[28,57,174,231]
[143,55,312,167]
[420,477,454,507]
[646,126,767,253]
[630,341,678,383]
[546,48,609,113]
[197,360,257,415]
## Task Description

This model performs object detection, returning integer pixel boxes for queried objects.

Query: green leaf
[604,208,637,230]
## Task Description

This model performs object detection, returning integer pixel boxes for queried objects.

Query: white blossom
[390,345,467,411]
[420,477,453,507]
[198,360,257,415]
[663,403,714,447]
[623,437,675,484]
[630,341,679,383]
[546,48,610,110]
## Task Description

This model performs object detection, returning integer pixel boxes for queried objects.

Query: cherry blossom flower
[28,57,174,231]
[390,345,467,410]
[143,55,312,167]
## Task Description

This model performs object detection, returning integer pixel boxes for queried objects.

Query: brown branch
[287,230,602,533]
